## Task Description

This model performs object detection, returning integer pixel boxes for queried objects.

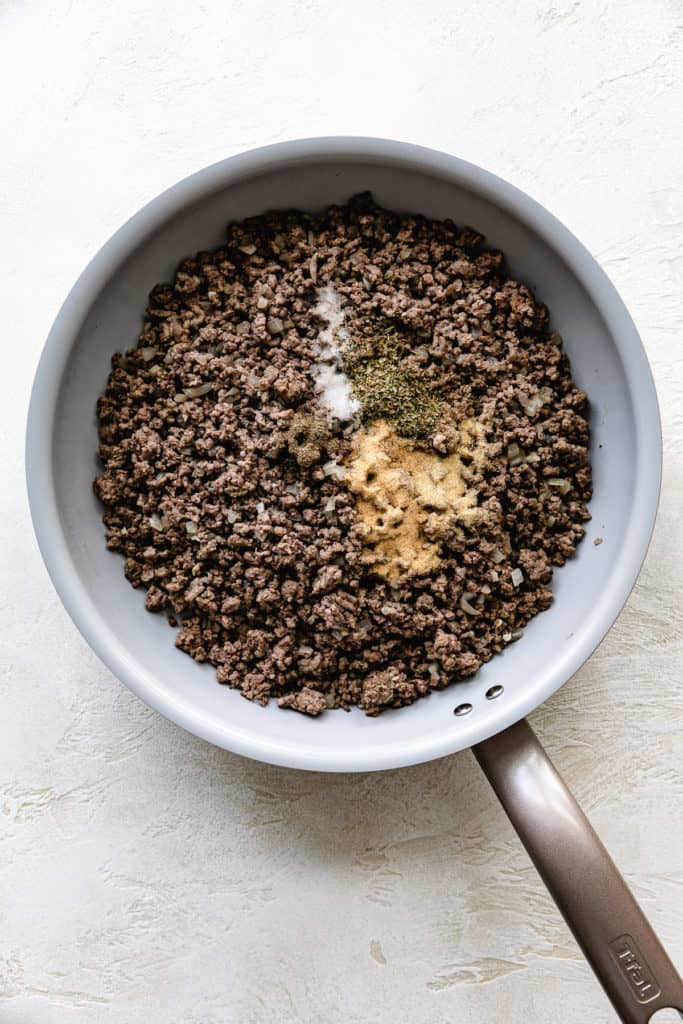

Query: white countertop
[1,2,681,1021]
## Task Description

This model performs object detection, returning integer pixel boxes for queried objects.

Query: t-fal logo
[609,935,661,1004]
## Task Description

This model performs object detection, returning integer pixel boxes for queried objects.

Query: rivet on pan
[453,703,473,717]
[485,685,504,700]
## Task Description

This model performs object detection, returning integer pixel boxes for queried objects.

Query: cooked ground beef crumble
[94,194,591,716]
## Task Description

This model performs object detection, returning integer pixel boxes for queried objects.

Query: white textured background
[1,2,681,1021]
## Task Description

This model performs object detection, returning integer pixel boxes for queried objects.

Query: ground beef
[94,194,591,716]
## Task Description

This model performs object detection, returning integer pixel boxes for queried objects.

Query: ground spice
[286,411,330,468]
[345,419,492,580]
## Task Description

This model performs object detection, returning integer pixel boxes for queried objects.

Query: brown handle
[474,718,683,1023]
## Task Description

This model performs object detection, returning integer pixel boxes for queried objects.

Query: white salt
[312,286,360,423]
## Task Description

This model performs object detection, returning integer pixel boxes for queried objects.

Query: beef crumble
[94,194,591,715]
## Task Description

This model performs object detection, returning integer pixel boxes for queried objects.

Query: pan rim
[25,136,662,771]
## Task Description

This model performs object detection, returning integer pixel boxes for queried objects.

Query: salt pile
[312,286,360,423]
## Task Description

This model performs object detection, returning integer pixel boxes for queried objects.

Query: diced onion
[507,443,524,467]
[518,386,553,418]
[323,460,346,480]
[460,593,480,616]
[184,383,213,398]
[548,477,571,495]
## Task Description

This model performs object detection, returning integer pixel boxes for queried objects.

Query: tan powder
[345,419,491,581]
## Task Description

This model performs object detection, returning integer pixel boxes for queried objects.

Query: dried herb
[342,320,442,439]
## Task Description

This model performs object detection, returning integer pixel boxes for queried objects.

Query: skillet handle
[473,718,683,1023]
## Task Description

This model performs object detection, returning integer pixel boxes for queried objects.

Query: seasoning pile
[95,194,592,716]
